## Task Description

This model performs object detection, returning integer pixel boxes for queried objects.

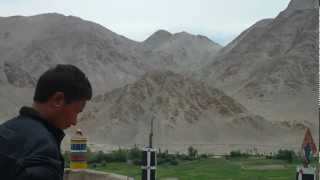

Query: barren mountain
[0,0,316,153]
[0,13,148,93]
[0,13,221,120]
[72,71,301,153]
[202,0,318,134]
[0,13,151,119]
[141,30,222,73]
[285,0,317,15]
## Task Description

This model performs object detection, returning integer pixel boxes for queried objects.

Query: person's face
[59,100,86,129]
[48,92,87,129]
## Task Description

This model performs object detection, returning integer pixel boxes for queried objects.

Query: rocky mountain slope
[0,13,220,121]
[0,0,317,153]
[74,71,299,153]
[202,0,318,132]
[141,30,222,73]
[0,13,147,93]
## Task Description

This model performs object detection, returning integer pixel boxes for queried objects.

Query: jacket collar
[19,106,65,145]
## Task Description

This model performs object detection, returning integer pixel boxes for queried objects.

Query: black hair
[33,64,92,103]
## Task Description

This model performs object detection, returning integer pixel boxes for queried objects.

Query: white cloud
[0,0,291,45]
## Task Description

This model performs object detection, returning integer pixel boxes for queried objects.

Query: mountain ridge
[74,70,296,153]
[0,0,317,153]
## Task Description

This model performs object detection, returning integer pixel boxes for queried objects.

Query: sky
[0,0,291,45]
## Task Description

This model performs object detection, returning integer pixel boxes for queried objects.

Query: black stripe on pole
[141,148,156,180]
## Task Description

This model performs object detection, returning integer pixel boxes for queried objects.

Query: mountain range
[0,0,317,153]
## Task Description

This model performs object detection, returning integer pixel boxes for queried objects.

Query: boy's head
[33,64,92,129]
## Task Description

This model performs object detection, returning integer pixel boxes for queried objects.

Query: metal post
[141,116,156,180]
[149,118,154,148]
[141,148,156,180]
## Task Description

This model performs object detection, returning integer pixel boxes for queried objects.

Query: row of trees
[63,146,308,167]
[227,149,300,163]
[63,145,205,167]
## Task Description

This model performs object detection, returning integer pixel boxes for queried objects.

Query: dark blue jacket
[0,107,65,180]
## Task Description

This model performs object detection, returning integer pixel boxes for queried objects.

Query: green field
[92,157,301,180]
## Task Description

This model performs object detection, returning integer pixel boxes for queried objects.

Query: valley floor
[92,157,307,180]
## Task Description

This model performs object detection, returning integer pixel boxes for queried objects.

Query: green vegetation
[273,149,297,163]
[63,147,316,180]
[92,158,298,180]
[227,150,250,159]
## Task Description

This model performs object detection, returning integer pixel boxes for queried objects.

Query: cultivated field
[92,157,303,180]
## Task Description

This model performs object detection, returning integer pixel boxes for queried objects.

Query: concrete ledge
[64,169,134,180]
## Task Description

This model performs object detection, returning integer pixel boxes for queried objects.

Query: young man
[0,64,92,180]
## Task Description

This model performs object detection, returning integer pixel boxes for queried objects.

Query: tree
[128,145,142,165]
[188,146,198,160]
[111,148,127,162]
[275,149,296,163]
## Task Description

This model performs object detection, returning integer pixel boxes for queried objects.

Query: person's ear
[51,92,65,108]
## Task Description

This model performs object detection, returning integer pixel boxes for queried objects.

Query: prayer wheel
[70,129,87,169]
